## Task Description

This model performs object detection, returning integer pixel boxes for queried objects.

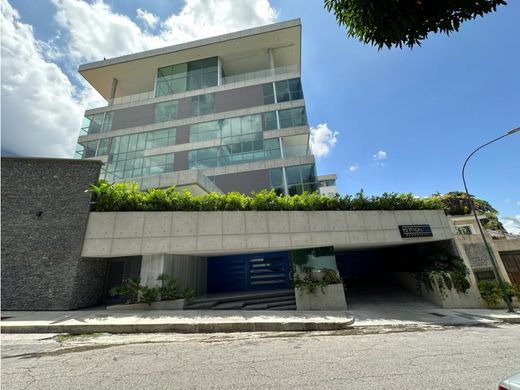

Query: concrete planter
[295,284,347,311]
[150,299,187,310]
[106,299,187,311]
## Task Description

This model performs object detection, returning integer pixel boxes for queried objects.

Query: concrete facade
[82,210,454,258]
[1,157,104,310]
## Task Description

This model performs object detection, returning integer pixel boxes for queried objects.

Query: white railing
[85,65,299,110]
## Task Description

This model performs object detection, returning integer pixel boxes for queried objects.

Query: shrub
[110,275,194,305]
[477,280,520,306]
[110,277,141,304]
[293,267,343,294]
[414,252,471,296]
[89,181,444,213]
[157,273,178,301]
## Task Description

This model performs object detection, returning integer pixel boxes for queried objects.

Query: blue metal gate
[207,251,290,293]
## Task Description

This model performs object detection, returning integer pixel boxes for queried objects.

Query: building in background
[318,174,337,197]
[75,19,335,196]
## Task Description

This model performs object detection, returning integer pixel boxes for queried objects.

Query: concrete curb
[0,318,356,334]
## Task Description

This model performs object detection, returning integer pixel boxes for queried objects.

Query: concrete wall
[82,210,454,258]
[1,157,104,310]
[453,234,513,284]
[389,272,484,309]
[390,272,519,309]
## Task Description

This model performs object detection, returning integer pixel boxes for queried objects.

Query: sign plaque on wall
[398,224,433,238]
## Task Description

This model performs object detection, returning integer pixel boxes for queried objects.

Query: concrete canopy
[79,19,302,100]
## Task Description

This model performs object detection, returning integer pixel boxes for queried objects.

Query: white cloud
[309,123,338,157]
[349,164,359,172]
[160,0,277,45]
[517,201,520,206]
[371,150,388,166]
[500,216,520,235]
[373,150,387,161]
[50,0,277,62]
[1,0,84,157]
[137,8,159,29]
[2,0,277,158]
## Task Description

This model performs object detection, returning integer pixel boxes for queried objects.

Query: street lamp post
[461,126,519,313]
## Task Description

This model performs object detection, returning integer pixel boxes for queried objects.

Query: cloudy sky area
[1,0,519,233]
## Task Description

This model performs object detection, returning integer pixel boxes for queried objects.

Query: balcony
[86,65,299,110]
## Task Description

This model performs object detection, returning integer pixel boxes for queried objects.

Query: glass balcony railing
[86,65,299,110]
[221,65,298,85]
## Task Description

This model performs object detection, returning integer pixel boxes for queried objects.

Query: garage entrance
[335,241,454,310]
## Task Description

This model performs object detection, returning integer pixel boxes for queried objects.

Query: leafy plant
[477,280,520,306]
[110,277,141,304]
[156,274,195,300]
[157,273,178,301]
[293,267,343,295]
[181,287,195,300]
[414,252,471,296]
[90,181,444,213]
[322,268,342,285]
[139,286,159,305]
[324,0,507,49]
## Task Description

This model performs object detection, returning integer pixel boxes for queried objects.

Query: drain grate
[428,312,447,317]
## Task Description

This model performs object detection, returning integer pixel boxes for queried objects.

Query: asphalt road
[2,325,519,389]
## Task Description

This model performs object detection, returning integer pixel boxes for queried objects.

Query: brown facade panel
[215,84,264,113]
[214,169,271,194]
[175,125,190,145]
[174,151,189,171]
[112,104,155,131]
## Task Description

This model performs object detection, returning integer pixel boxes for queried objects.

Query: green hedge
[89,180,444,212]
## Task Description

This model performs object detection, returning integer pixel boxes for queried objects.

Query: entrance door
[501,251,520,285]
[207,252,290,293]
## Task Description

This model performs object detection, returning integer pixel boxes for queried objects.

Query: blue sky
[2,0,519,232]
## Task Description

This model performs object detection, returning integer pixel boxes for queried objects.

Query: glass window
[82,141,98,158]
[263,111,278,131]
[284,164,318,195]
[189,121,220,142]
[191,93,215,117]
[145,128,176,149]
[273,78,303,103]
[269,168,284,188]
[263,83,275,104]
[102,112,113,133]
[74,144,85,159]
[278,107,307,129]
[155,101,178,123]
[288,78,303,100]
[275,80,290,102]
[155,57,218,97]
[98,138,110,156]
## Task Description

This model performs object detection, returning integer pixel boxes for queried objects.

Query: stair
[184,289,296,311]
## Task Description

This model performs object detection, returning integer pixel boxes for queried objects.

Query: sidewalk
[1,308,518,335]
[0,310,355,334]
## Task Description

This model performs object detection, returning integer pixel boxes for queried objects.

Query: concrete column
[140,254,165,288]
[109,78,118,105]
[268,48,275,75]
[217,56,222,86]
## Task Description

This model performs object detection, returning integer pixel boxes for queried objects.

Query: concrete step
[185,289,296,311]
[270,304,297,310]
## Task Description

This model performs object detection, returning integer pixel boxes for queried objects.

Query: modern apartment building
[6,19,511,312]
[75,19,321,196]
